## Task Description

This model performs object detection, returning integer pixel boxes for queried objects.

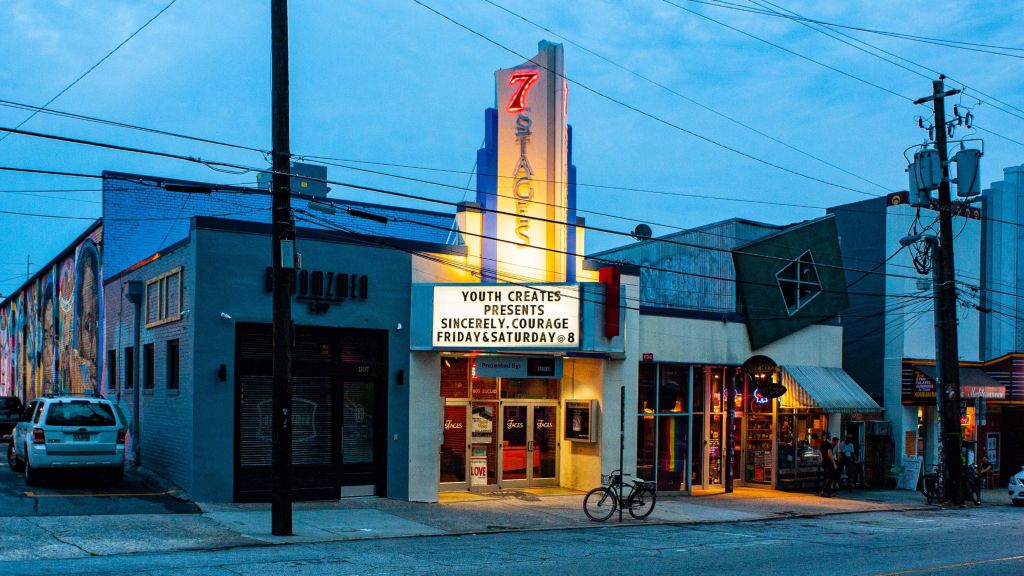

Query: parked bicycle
[917,464,981,505]
[583,469,657,522]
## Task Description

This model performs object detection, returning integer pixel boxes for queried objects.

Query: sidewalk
[0,486,1006,563]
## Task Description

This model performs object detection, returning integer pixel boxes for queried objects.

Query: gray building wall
[590,219,782,313]
[190,219,413,502]
[828,197,887,401]
[982,164,1024,359]
[103,242,195,495]
[104,217,417,502]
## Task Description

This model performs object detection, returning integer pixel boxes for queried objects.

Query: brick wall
[104,241,194,495]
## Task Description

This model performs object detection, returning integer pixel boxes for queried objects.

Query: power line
[0,98,267,155]
[661,0,1024,149]
[297,208,929,321]
[0,128,999,287]
[478,0,892,193]
[2,191,101,204]
[411,0,882,198]
[0,0,180,145]
[681,0,1024,56]
[746,0,1024,125]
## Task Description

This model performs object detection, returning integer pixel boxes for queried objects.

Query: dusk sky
[1,0,1022,294]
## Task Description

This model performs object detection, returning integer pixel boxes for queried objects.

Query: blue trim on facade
[477,108,499,282]
[566,125,577,282]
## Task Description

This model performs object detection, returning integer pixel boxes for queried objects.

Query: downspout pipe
[125,280,143,466]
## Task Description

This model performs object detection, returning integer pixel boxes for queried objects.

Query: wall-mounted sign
[470,446,488,485]
[432,284,579,349]
[264,267,368,313]
[474,356,563,379]
[471,404,494,442]
[565,399,596,443]
[642,353,654,362]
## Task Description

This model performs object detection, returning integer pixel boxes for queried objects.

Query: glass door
[498,403,559,487]
[532,405,558,485]
[500,405,529,483]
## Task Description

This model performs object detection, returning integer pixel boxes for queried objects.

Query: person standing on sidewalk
[820,436,837,497]
[841,434,856,489]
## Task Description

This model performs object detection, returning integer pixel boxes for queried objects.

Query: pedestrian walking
[820,436,836,497]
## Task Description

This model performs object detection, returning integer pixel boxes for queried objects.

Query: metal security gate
[234,323,387,502]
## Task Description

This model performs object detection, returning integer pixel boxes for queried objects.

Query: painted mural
[0,224,102,402]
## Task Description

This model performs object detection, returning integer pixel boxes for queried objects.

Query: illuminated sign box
[432,284,580,349]
[475,356,563,379]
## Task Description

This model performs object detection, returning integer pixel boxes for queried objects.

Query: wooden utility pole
[915,76,964,504]
[270,0,294,535]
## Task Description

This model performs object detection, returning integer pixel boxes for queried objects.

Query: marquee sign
[432,284,580,349]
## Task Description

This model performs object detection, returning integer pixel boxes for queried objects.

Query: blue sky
[0,0,1022,294]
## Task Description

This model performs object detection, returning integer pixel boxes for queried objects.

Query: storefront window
[501,378,558,399]
[659,365,687,413]
[657,416,688,491]
[441,357,470,399]
[745,389,773,485]
[691,412,703,486]
[708,413,723,484]
[777,411,827,490]
[691,368,705,413]
[472,377,498,400]
[637,363,695,492]
[638,363,656,414]
[637,413,656,483]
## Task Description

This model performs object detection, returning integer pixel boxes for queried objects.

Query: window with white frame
[776,251,821,315]
[145,267,183,327]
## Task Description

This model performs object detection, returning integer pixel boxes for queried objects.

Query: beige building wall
[638,316,843,368]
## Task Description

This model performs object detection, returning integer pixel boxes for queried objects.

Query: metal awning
[779,365,881,414]
[913,365,1006,399]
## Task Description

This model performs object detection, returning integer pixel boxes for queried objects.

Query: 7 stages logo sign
[432,285,580,349]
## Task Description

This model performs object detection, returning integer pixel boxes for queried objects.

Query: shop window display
[776,412,827,490]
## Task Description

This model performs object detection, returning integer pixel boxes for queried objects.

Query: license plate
[73,432,90,441]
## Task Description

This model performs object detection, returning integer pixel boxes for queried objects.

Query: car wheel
[7,442,24,473]
[107,467,124,485]
[1013,499,1024,507]
[23,450,41,486]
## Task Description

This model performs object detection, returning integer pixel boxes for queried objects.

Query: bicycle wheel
[628,487,657,520]
[583,487,618,522]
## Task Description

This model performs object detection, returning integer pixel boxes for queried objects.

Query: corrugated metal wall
[593,219,780,312]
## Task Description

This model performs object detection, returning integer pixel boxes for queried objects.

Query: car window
[2,397,21,411]
[113,404,128,429]
[44,401,117,427]
[33,402,45,423]
[21,401,37,422]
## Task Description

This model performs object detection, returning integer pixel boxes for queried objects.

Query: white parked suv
[1010,467,1024,507]
[7,395,126,485]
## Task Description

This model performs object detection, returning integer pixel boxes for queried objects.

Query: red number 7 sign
[506,70,540,114]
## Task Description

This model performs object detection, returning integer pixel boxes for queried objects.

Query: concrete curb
[177,500,940,554]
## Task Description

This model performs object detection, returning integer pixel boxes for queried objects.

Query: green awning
[779,365,881,414]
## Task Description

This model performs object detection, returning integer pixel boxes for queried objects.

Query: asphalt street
[0,459,197,516]
[0,506,1020,576]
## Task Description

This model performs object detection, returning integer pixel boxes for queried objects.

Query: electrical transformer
[953,148,982,197]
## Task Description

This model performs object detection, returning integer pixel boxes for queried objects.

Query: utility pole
[26,255,31,282]
[914,76,964,504]
[270,0,294,536]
